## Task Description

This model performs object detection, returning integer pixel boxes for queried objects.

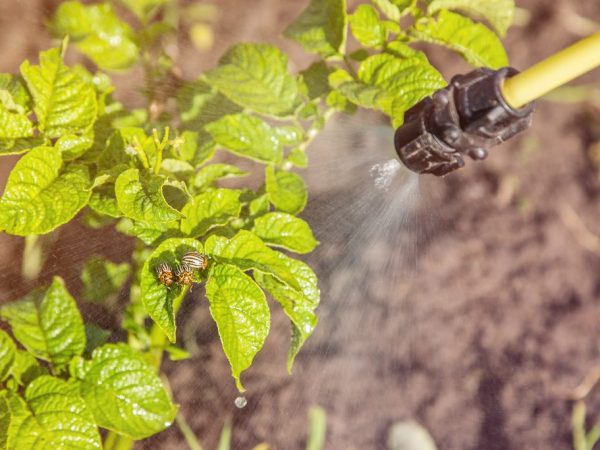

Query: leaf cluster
[0,0,514,445]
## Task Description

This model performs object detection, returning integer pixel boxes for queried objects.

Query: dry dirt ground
[1,1,600,449]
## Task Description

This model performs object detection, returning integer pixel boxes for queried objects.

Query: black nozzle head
[394,67,535,177]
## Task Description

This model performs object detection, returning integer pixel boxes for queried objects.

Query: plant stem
[152,127,169,175]
[175,413,204,450]
[104,432,134,450]
[21,234,57,282]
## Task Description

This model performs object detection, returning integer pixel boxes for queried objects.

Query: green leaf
[161,159,194,179]
[299,62,332,100]
[119,0,168,20]
[249,194,270,217]
[0,146,91,235]
[177,80,242,128]
[0,394,9,449]
[370,0,402,21]
[427,0,515,36]
[332,54,445,124]
[205,114,283,164]
[89,186,120,218]
[0,277,86,367]
[10,350,48,386]
[9,376,102,449]
[55,130,94,160]
[206,264,270,391]
[71,344,177,439]
[0,137,46,157]
[52,2,139,70]
[115,219,166,245]
[20,47,97,138]
[204,43,299,116]
[286,147,308,168]
[180,189,242,237]
[0,74,32,111]
[274,126,304,146]
[84,324,110,357]
[252,212,318,254]
[284,0,348,59]
[5,391,28,450]
[115,168,182,229]
[140,238,204,342]
[385,40,429,61]
[0,329,16,382]
[98,127,146,170]
[80,256,130,303]
[193,163,248,190]
[205,230,301,291]
[359,53,446,118]
[411,9,508,68]
[265,166,307,214]
[329,68,380,109]
[350,5,387,48]
[254,253,319,372]
[0,102,34,139]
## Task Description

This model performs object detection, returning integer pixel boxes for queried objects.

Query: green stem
[132,136,150,170]
[152,127,169,175]
[21,234,57,282]
[175,413,204,450]
[104,432,134,450]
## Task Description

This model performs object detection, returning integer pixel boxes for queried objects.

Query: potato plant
[0,0,513,447]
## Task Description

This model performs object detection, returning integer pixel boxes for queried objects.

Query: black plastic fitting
[394,67,535,176]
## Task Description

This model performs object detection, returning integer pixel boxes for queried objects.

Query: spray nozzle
[394,67,534,176]
[394,31,600,176]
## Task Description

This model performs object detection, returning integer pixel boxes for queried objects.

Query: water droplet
[234,396,247,409]
[370,159,402,191]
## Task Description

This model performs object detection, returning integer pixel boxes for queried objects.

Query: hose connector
[394,67,535,176]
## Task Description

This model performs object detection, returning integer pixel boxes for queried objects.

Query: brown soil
[1,1,600,449]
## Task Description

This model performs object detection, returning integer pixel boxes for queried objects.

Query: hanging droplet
[234,396,247,409]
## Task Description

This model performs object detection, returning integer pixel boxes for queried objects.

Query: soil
[1,1,600,449]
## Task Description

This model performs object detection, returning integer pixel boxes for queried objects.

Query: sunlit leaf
[252,212,318,254]
[350,4,387,48]
[0,146,91,235]
[206,264,270,391]
[8,376,101,449]
[254,253,319,372]
[204,43,299,116]
[265,166,307,214]
[427,0,515,36]
[180,189,242,237]
[10,350,48,386]
[370,0,402,21]
[206,114,283,163]
[119,0,169,20]
[115,168,182,229]
[0,102,34,140]
[52,2,139,70]
[205,230,300,291]
[71,344,177,439]
[20,46,97,137]
[193,163,248,190]
[140,238,204,342]
[0,277,86,367]
[284,0,348,59]
[411,9,508,68]
[0,329,16,382]
[177,79,242,128]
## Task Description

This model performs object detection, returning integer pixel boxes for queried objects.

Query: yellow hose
[501,31,600,109]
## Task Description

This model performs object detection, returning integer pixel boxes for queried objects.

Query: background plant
[0,0,513,447]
